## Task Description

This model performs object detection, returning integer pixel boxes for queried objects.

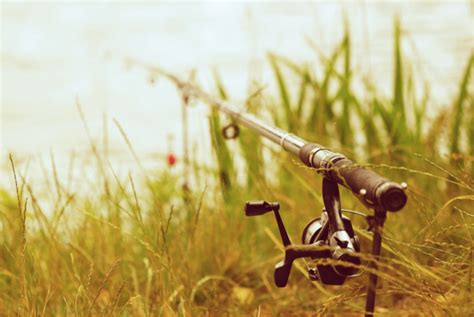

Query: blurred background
[2,1,473,178]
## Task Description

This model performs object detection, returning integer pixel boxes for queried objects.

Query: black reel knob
[245,201,280,217]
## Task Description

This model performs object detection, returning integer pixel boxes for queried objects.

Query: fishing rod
[141,62,408,316]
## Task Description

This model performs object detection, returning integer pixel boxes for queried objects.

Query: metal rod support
[364,209,386,316]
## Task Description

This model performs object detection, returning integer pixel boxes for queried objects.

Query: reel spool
[302,210,361,284]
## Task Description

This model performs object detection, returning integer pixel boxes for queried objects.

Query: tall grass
[1,19,473,316]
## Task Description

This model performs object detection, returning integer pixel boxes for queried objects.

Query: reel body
[302,211,360,284]
[245,178,362,288]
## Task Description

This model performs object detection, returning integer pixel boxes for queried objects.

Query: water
[1,1,473,186]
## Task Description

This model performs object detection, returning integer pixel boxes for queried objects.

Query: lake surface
[1,1,473,184]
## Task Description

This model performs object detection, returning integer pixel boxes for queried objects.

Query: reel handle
[244,201,291,247]
[274,242,329,287]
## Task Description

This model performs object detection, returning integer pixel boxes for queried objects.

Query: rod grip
[299,143,407,212]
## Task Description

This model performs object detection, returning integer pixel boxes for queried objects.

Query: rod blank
[157,68,407,212]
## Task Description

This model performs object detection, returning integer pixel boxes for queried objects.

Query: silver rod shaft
[137,63,307,155]
[192,87,307,155]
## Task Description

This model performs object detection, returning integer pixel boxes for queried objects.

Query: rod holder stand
[364,208,387,317]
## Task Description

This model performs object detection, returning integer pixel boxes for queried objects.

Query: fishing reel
[245,178,362,287]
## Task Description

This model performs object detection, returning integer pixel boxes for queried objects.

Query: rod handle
[299,143,407,211]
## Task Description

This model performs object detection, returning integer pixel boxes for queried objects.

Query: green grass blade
[268,53,293,131]
[340,22,353,147]
[296,67,309,126]
[450,52,474,156]
[469,94,474,176]
[307,43,344,134]
[213,70,229,100]
[393,17,405,120]
[210,73,235,200]
[351,95,382,155]
[392,16,406,145]
[238,89,265,190]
